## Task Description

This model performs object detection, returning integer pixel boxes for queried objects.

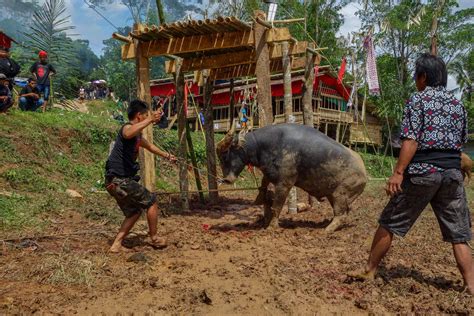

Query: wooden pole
[253,10,273,127]
[302,43,316,126]
[282,41,297,215]
[301,43,318,208]
[185,123,205,203]
[175,58,189,210]
[229,78,235,128]
[134,23,155,192]
[203,70,218,202]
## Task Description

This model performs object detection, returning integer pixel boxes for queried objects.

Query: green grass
[0,103,398,232]
[359,152,396,178]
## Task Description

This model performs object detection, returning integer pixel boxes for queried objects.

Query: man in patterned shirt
[350,53,473,294]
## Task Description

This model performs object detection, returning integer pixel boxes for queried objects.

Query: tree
[100,26,136,101]
[24,0,77,99]
[357,0,474,125]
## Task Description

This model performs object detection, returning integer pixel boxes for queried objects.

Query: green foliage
[359,151,395,178]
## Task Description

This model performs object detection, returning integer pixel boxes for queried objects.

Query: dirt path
[1,183,473,314]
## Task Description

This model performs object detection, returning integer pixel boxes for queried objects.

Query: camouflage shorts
[105,176,156,218]
[379,169,471,243]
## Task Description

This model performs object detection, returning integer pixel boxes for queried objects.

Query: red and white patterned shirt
[400,86,468,175]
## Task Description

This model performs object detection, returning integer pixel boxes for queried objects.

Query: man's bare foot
[109,244,133,253]
[347,269,375,281]
[149,235,167,249]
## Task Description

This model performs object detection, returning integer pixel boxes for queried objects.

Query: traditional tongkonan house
[149,70,383,147]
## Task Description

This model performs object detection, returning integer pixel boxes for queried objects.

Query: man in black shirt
[19,78,44,112]
[0,47,20,90]
[105,99,177,253]
[30,50,56,112]
[0,73,13,113]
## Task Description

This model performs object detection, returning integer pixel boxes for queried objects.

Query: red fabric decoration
[337,57,346,85]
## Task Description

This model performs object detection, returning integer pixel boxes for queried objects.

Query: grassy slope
[0,101,394,234]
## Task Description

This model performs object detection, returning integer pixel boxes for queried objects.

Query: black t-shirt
[20,86,40,105]
[0,85,10,97]
[30,61,56,86]
[0,57,20,79]
[105,124,142,178]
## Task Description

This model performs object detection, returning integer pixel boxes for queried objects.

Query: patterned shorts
[105,176,156,218]
[379,169,472,243]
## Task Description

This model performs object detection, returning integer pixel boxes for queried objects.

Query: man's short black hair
[28,77,37,83]
[127,99,149,120]
[414,53,447,88]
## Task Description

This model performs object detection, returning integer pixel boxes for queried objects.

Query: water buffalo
[216,123,368,232]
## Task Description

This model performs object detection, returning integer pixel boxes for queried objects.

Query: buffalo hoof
[267,220,280,229]
[325,216,345,233]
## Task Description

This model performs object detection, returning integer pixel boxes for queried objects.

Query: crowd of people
[0,47,55,114]
[79,83,115,101]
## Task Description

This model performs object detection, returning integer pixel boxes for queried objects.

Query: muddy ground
[1,181,473,314]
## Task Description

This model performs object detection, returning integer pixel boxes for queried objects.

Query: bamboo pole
[175,58,189,210]
[112,32,132,43]
[272,18,305,24]
[185,122,205,203]
[256,17,273,29]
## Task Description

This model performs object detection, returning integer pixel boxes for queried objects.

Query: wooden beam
[112,32,132,43]
[120,27,292,60]
[164,41,308,73]
[175,58,189,211]
[254,10,273,127]
[209,56,309,80]
[134,24,155,192]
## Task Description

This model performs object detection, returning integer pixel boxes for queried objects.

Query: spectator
[0,73,13,113]
[79,86,85,102]
[19,78,43,112]
[30,50,56,112]
[0,47,20,90]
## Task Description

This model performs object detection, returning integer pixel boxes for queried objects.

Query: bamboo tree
[156,0,166,24]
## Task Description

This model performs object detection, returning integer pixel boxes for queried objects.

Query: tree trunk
[155,0,166,25]
[253,10,273,127]
[302,44,316,126]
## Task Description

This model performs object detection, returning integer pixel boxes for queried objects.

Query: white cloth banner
[364,35,380,96]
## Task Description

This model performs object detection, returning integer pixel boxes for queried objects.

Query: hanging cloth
[364,35,380,96]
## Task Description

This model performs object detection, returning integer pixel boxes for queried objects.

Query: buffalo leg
[325,195,349,233]
[254,175,270,205]
[265,184,291,229]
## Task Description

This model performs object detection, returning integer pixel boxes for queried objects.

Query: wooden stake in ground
[302,43,316,126]
[134,23,155,191]
[301,42,319,208]
[229,78,235,128]
[282,41,298,215]
[253,10,273,127]
[203,70,218,202]
[175,58,189,210]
